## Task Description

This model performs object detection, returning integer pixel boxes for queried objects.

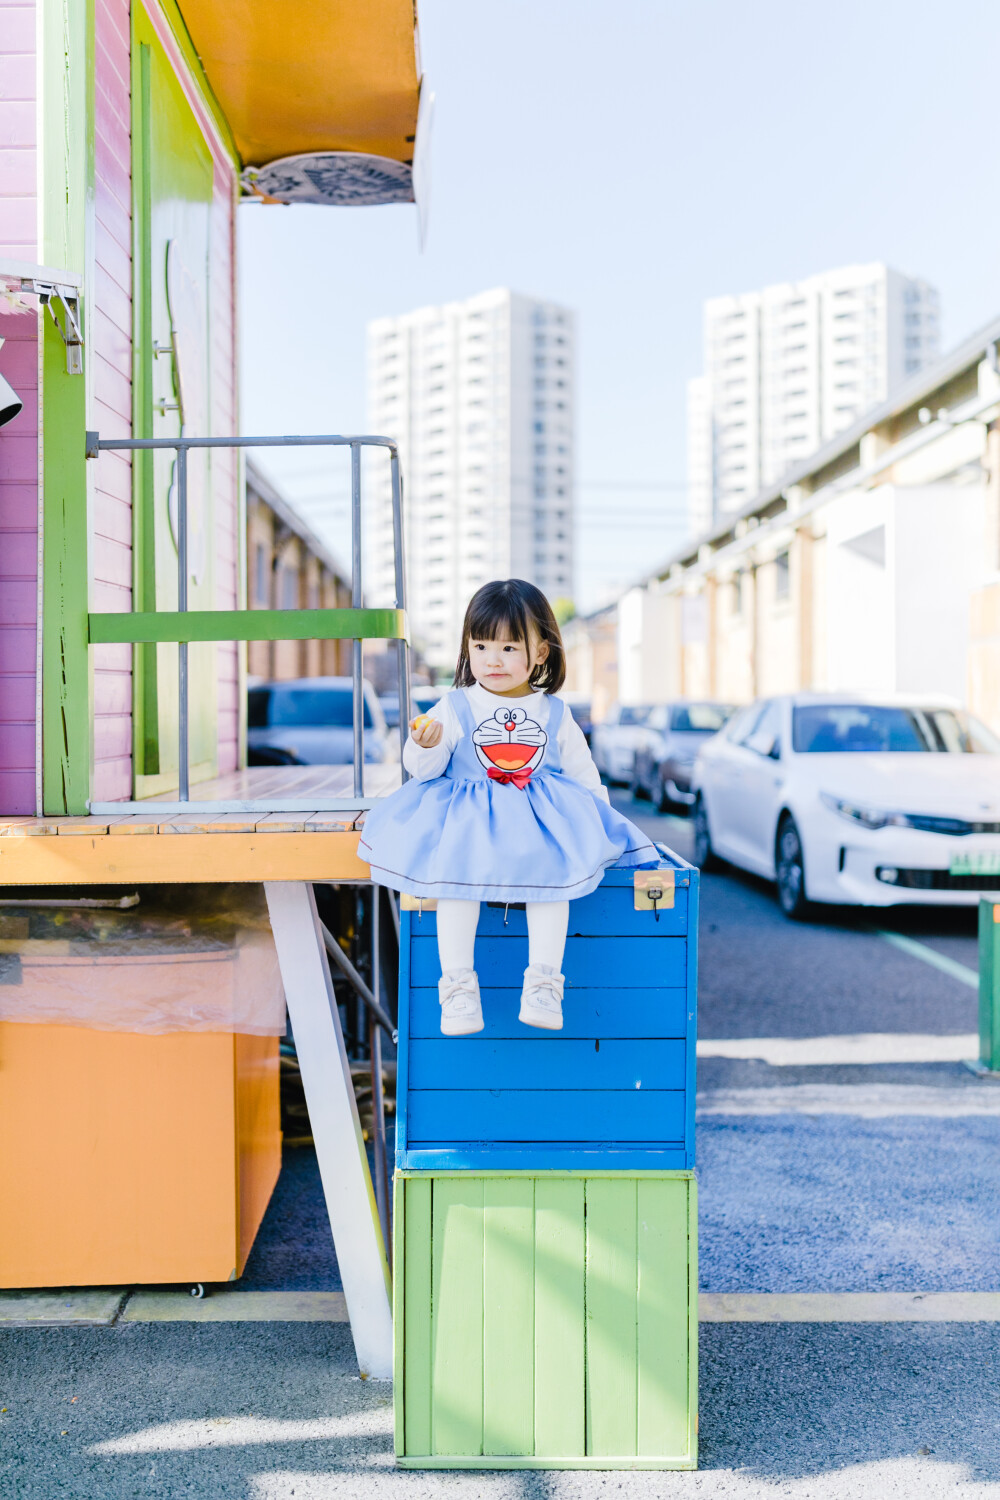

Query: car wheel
[692,795,719,870]
[656,773,673,814]
[630,761,650,801]
[775,814,811,920]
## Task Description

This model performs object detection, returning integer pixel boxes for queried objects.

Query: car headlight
[819,793,912,830]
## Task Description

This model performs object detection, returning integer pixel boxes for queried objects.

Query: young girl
[359,580,658,1036]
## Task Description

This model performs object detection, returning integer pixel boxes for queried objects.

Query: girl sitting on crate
[359,579,657,1035]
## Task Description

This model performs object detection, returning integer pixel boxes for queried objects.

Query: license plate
[950,851,1000,876]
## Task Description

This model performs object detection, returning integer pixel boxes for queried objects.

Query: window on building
[255,543,268,605]
[774,551,790,601]
[281,567,298,610]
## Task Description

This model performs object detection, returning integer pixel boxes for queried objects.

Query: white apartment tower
[367,288,575,669]
[686,263,941,534]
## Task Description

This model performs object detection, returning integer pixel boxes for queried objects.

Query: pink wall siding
[0,0,38,814]
[89,0,134,802]
[211,167,240,775]
[0,1,240,812]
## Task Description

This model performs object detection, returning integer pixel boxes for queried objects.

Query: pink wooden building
[0,0,424,815]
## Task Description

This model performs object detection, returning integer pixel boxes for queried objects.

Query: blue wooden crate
[395,849,698,1171]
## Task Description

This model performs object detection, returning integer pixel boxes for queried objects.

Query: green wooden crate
[393,1170,697,1470]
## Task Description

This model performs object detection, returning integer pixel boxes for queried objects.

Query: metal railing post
[370,887,390,1256]
[390,448,411,776]
[350,441,364,800]
[176,443,189,802]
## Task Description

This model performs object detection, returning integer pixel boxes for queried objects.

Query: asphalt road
[3,790,999,1498]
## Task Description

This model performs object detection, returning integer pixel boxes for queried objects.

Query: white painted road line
[697,1033,978,1065]
[700,1292,1000,1322]
[121,1290,349,1322]
[873,928,979,988]
[697,1083,1000,1116]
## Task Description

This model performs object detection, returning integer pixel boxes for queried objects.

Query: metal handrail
[85,431,412,807]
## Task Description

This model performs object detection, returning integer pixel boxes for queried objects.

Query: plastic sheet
[0,884,286,1035]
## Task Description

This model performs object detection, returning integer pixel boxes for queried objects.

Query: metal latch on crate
[634,868,674,919]
[400,893,438,914]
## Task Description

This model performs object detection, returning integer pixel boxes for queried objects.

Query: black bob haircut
[454,579,566,694]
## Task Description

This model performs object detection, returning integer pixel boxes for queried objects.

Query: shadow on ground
[2,1322,1000,1498]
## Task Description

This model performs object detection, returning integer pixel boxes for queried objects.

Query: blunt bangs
[454,579,566,693]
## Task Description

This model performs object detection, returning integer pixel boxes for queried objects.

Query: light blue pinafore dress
[358,689,658,902]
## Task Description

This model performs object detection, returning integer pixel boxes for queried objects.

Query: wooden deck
[0,766,400,884]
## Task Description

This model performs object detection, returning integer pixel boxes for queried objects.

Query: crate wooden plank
[253,813,312,833]
[407,987,690,1041]
[410,936,687,990]
[430,1179,485,1455]
[106,816,165,835]
[411,892,689,940]
[482,1178,535,1456]
[401,1176,432,1456]
[637,1178,693,1458]
[0,818,67,836]
[533,1176,585,1455]
[585,1178,638,1457]
[408,1039,685,1092]
[159,813,261,834]
[408,1090,685,1144]
[304,811,363,832]
[53,818,112,836]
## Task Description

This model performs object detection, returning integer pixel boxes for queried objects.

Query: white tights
[436,899,569,975]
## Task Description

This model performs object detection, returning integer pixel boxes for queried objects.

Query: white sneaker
[438,968,484,1036]
[518,964,564,1030]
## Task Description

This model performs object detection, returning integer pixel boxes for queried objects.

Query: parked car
[631,700,736,811]
[691,692,1000,918]
[590,703,652,783]
[379,684,444,731]
[248,677,397,766]
[561,692,594,745]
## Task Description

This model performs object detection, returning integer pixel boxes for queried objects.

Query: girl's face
[467,630,549,697]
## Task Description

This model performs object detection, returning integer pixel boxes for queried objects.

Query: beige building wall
[595,335,1000,733]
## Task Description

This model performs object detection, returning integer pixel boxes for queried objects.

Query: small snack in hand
[411,714,433,732]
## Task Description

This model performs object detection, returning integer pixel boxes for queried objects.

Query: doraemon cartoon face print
[472,706,547,775]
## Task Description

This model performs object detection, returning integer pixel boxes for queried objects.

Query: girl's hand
[410,714,443,749]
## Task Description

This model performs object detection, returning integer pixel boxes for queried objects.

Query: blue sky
[239,0,1000,610]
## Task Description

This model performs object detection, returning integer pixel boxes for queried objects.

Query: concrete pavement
[3,789,999,1496]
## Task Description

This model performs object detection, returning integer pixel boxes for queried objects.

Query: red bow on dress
[487,766,533,790]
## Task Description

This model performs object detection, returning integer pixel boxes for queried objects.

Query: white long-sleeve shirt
[403,684,609,801]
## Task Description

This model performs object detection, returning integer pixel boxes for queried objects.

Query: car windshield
[671,703,731,733]
[618,706,651,726]
[251,686,373,729]
[792,704,1000,754]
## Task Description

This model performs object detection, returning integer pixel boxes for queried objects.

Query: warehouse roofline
[645,311,1000,587]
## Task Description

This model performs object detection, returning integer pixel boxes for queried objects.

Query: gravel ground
[5,792,998,1496]
[2,1322,1000,1499]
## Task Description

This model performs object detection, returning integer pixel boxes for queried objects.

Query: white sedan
[691,693,1000,917]
[590,703,652,783]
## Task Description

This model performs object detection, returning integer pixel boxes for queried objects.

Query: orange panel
[0,830,371,884]
[234,1032,282,1274]
[176,0,421,166]
[0,1024,265,1287]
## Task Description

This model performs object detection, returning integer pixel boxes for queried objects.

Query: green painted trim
[396,1456,698,1471]
[39,0,91,814]
[392,1174,406,1457]
[395,1169,696,1180]
[145,0,240,166]
[979,900,1000,1070]
[89,608,408,644]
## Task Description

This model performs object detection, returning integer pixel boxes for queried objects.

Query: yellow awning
[177,0,421,168]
